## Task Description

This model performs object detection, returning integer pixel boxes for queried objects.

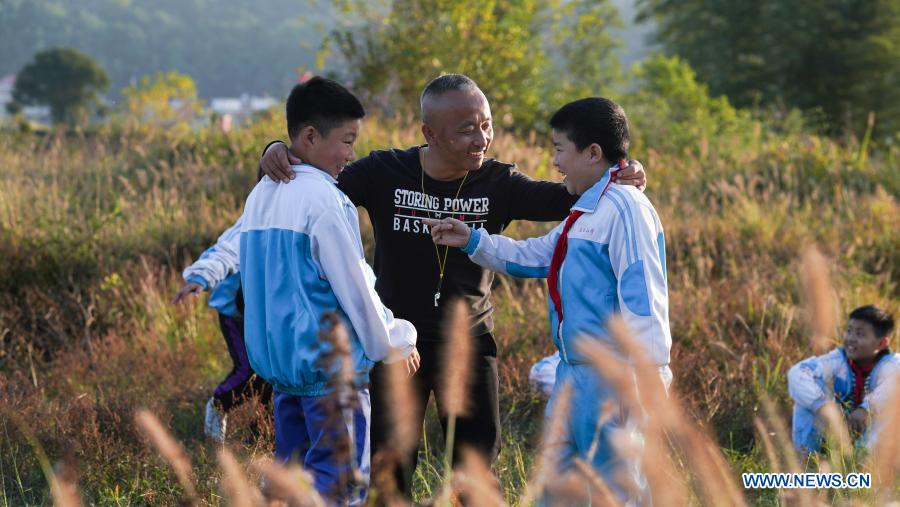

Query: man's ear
[421,123,437,146]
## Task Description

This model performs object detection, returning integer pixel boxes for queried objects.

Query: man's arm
[259,140,300,182]
[310,208,417,363]
[506,160,647,222]
[426,217,563,278]
[258,141,372,209]
[507,169,576,222]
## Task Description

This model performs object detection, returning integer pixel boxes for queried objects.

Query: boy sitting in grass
[239,77,419,504]
[788,305,899,456]
[427,97,671,503]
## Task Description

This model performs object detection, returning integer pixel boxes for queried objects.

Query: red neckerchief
[848,344,889,407]
[547,160,625,328]
[849,359,877,407]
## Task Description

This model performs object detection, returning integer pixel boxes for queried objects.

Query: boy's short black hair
[286,76,365,140]
[549,97,630,163]
[849,305,895,339]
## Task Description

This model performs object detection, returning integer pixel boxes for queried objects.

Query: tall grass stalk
[216,448,262,507]
[452,447,505,507]
[800,246,837,354]
[520,381,572,505]
[439,299,474,501]
[251,458,325,507]
[133,409,199,504]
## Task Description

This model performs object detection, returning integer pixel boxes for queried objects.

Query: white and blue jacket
[239,165,417,396]
[182,219,243,317]
[462,167,671,366]
[788,347,900,415]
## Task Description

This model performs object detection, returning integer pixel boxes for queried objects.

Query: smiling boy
[427,97,671,502]
[239,77,420,503]
[788,305,899,456]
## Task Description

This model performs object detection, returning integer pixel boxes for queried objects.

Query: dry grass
[216,448,262,507]
[134,410,199,503]
[440,299,474,419]
[0,97,898,505]
[800,246,838,355]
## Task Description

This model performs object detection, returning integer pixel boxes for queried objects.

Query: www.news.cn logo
[742,472,872,489]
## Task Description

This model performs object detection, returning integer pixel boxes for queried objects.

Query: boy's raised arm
[178,216,242,295]
[310,208,417,363]
[426,217,563,278]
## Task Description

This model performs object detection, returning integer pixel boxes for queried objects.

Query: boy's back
[240,164,415,396]
[558,181,671,366]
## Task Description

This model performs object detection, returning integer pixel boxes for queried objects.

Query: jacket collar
[840,347,892,370]
[291,164,337,184]
[571,164,619,213]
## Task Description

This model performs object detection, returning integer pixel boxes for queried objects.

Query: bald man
[258,74,647,495]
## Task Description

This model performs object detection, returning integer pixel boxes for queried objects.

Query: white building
[0,75,15,119]
[209,94,277,131]
[0,74,51,123]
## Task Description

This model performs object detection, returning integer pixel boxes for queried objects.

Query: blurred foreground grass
[0,68,898,504]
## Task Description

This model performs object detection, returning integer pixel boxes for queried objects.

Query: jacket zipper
[557,260,569,363]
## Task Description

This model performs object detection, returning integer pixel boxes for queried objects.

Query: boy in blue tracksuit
[239,77,419,504]
[173,215,273,444]
[788,305,899,456]
[427,97,671,503]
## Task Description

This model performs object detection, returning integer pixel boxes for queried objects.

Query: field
[0,92,898,506]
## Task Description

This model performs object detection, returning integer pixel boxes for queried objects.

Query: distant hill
[0,0,334,100]
[0,0,653,102]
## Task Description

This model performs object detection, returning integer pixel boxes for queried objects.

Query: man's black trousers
[369,333,501,495]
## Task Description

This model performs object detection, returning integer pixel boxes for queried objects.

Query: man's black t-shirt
[337,145,575,342]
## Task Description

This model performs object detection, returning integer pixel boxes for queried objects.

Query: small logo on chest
[576,226,595,235]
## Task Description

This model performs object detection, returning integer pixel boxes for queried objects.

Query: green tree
[11,47,110,124]
[325,0,622,131]
[623,54,749,156]
[121,71,204,133]
[0,0,328,99]
[638,0,900,136]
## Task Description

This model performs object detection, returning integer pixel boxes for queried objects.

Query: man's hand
[423,218,471,247]
[172,281,204,305]
[848,407,869,435]
[405,348,421,377]
[260,142,302,183]
[615,159,647,191]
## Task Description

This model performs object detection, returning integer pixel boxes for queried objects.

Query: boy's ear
[588,143,604,163]
[299,125,318,146]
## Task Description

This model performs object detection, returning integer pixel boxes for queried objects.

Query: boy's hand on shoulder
[615,159,647,191]
[423,218,471,247]
[260,142,302,183]
[172,281,204,305]
[406,347,421,377]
